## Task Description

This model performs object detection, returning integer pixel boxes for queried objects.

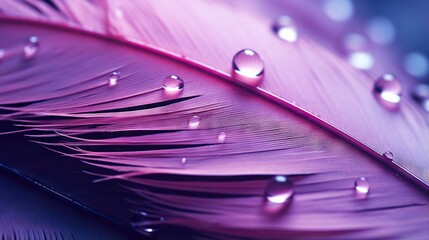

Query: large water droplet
[354,177,370,194]
[272,15,298,43]
[373,73,402,107]
[108,71,120,86]
[163,75,184,93]
[23,36,39,59]
[264,176,294,204]
[412,84,429,112]
[232,49,264,86]
[188,115,200,129]
[383,151,394,161]
[217,132,226,143]
[181,157,187,164]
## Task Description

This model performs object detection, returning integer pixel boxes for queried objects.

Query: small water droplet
[23,36,39,59]
[373,73,402,107]
[232,49,264,86]
[272,15,298,43]
[383,151,394,161]
[264,176,294,204]
[217,132,226,143]
[354,177,370,194]
[163,75,184,93]
[181,157,187,164]
[188,115,200,129]
[108,71,120,86]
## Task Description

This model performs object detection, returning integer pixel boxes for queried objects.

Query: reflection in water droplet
[373,73,402,106]
[348,52,374,70]
[181,157,187,164]
[163,75,184,93]
[366,17,395,45]
[404,52,429,78]
[264,176,294,204]
[232,49,264,86]
[218,132,226,143]
[354,177,370,194]
[108,71,120,86]
[188,115,200,129]
[24,36,39,59]
[383,151,394,160]
[272,15,298,43]
[323,0,354,22]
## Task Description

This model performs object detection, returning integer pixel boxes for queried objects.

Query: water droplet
[403,52,428,78]
[217,132,226,143]
[264,176,294,204]
[373,73,402,106]
[272,15,298,43]
[188,115,200,129]
[163,75,184,93]
[232,49,264,86]
[354,177,370,194]
[181,157,187,164]
[23,36,39,59]
[108,71,120,86]
[323,0,354,22]
[383,151,394,161]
